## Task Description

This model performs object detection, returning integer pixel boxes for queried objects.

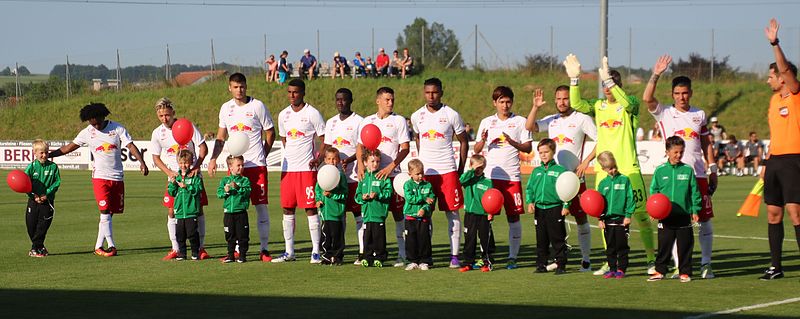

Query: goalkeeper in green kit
[563,54,656,275]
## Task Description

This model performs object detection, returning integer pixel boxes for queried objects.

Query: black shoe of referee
[759,267,784,280]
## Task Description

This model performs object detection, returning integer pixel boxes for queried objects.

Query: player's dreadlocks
[79,103,111,122]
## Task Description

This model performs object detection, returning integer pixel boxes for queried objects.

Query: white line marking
[683,296,800,319]
[566,220,794,242]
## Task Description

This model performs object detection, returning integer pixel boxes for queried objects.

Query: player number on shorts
[305,186,315,200]
[513,193,522,206]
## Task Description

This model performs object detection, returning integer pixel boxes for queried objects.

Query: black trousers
[656,215,694,276]
[405,218,433,265]
[26,198,54,250]
[363,222,387,263]
[462,212,495,265]
[534,206,567,269]
[603,217,630,272]
[223,212,249,257]
[322,219,345,261]
[176,217,200,257]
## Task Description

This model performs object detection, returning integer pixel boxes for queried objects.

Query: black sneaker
[554,268,567,275]
[175,254,186,261]
[759,267,784,280]
[579,260,591,272]
[535,266,548,273]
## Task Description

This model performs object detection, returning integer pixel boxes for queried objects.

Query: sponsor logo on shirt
[287,129,306,139]
[613,184,625,190]
[673,128,700,140]
[94,143,118,153]
[490,134,508,146]
[599,119,623,129]
[230,123,253,132]
[552,134,575,145]
[331,137,352,147]
[780,106,789,117]
[421,129,445,140]
[677,174,690,181]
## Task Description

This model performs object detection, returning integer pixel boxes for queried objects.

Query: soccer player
[760,18,800,280]
[208,73,275,262]
[49,103,149,257]
[410,77,470,268]
[643,55,718,279]
[323,88,366,264]
[526,86,597,272]
[150,97,210,261]
[356,86,411,267]
[474,86,532,270]
[564,54,657,274]
[273,79,326,263]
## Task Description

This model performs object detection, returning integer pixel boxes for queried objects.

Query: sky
[2,0,800,74]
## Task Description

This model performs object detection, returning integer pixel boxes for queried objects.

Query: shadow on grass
[0,289,792,319]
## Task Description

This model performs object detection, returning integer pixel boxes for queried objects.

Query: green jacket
[597,173,635,219]
[460,169,492,215]
[315,170,348,221]
[168,170,204,218]
[354,171,392,223]
[216,174,251,214]
[403,179,435,218]
[650,162,702,218]
[24,160,60,201]
[525,160,570,209]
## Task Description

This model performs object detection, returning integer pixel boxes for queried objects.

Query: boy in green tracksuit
[648,137,701,283]
[402,159,436,271]
[459,154,496,272]
[315,148,348,265]
[596,151,635,278]
[168,150,204,261]
[24,139,61,257]
[217,155,251,263]
[526,139,570,274]
[355,149,393,267]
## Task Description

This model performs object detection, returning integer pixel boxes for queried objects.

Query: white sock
[96,215,107,249]
[446,211,461,256]
[671,240,679,269]
[355,215,365,255]
[102,214,115,248]
[577,222,591,262]
[699,220,713,265]
[508,221,522,259]
[282,214,295,256]
[395,220,406,259]
[168,217,179,251]
[308,214,321,255]
[256,204,270,251]
[197,214,206,249]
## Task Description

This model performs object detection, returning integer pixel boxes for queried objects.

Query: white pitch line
[683,296,800,319]
[565,220,794,242]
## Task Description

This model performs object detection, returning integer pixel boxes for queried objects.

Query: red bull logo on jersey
[421,129,445,141]
[552,134,575,145]
[332,137,352,147]
[491,134,508,146]
[673,128,700,140]
[380,136,393,144]
[229,123,253,132]
[94,143,118,153]
[165,144,188,155]
[599,119,623,129]
[287,129,306,139]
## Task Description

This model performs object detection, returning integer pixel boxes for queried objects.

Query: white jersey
[410,104,465,175]
[536,111,597,170]
[278,103,326,172]
[650,103,709,178]
[358,112,410,178]
[218,97,274,168]
[150,122,205,173]
[73,120,133,181]
[325,112,363,183]
[476,114,531,181]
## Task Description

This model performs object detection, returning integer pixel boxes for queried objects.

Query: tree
[0,67,10,76]
[16,66,31,76]
[396,18,463,69]
[671,53,739,80]
[518,53,558,74]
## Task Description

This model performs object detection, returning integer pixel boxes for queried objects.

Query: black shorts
[745,155,759,163]
[764,154,800,206]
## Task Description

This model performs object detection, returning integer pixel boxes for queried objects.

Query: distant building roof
[175,70,227,86]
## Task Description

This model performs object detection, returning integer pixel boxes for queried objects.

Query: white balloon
[392,172,411,198]
[556,150,580,172]
[227,132,249,156]
[555,171,580,202]
[317,165,341,191]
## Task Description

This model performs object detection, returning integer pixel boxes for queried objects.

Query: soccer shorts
[92,178,124,214]
[491,179,524,215]
[425,171,463,211]
[569,181,588,218]
[389,176,406,216]
[596,169,647,214]
[764,154,800,206]
[243,166,269,205]
[696,178,714,222]
[347,182,361,214]
[280,171,317,209]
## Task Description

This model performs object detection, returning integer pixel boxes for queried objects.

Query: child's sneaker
[361,259,370,268]
[647,272,664,282]
[506,259,518,270]
[405,263,419,271]
[353,258,363,265]
[221,255,235,263]
[534,266,548,273]
[472,259,485,270]
[646,261,656,275]
[459,265,471,272]
[39,247,49,256]
[603,271,617,279]
[760,267,784,280]
[28,249,38,257]
[449,256,460,269]
[271,252,296,263]
[593,263,610,276]
[191,256,199,261]
[554,268,567,275]
[162,250,179,261]
[700,263,715,279]
[393,257,407,268]
[260,250,272,262]
[670,268,680,279]
[679,274,692,283]
[198,249,210,260]
[175,254,186,261]
[546,262,559,272]
[616,270,625,278]
[237,256,247,263]
[419,263,430,270]
[373,260,383,268]
[480,264,493,272]
[310,253,322,264]
[579,260,591,272]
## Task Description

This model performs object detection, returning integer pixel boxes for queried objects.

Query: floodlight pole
[599,0,608,98]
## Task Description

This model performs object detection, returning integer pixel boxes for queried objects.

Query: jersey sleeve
[410,110,420,134]
[475,119,488,143]
[517,118,532,143]
[609,86,639,114]
[624,178,635,218]
[536,116,552,133]
[117,125,134,147]
[73,128,89,146]
[218,104,227,129]
[323,119,334,145]
[258,101,275,131]
[150,130,162,156]
[277,110,287,138]
[650,103,666,119]
[649,168,661,195]
[450,109,466,135]
[582,115,598,141]
[191,124,205,147]
[569,85,595,115]
[313,110,326,137]
[397,116,411,144]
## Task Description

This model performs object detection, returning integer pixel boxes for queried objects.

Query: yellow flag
[737,179,764,217]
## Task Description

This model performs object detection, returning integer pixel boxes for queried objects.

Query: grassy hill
[0,70,772,140]
[0,75,50,85]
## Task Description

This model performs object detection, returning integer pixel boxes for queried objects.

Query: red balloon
[579,189,606,218]
[481,188,504,215]
[172,118,194,146]
[360,124,382,150]
[7,169,32,193]
[646,193,672,220]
